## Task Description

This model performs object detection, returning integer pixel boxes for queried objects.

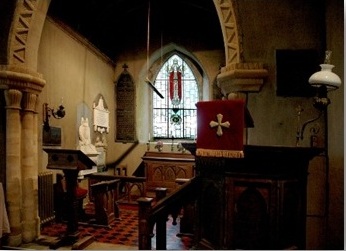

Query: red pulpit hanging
[196,99,245,158]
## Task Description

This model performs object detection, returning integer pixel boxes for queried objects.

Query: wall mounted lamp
[43,101,66,132]
[296,50,341,146]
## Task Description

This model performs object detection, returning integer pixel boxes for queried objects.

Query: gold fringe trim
[196,148,244,158]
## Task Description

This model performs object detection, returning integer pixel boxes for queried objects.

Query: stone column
[4,89,23,246]
[21,92,38,243]
[33,97,40,237]
[1,65,45,247]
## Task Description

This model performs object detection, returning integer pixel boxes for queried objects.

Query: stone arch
[7,0,51,68]
[0,0,245,247]
[213,0,268,98]
[213,0,242,65]
[0,0,50,246]
[137,42,209,142]
[0,0,48,95]
[148,42,206,99]
[2,0,239,71]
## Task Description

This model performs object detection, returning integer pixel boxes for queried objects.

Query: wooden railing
[137,177,199,250]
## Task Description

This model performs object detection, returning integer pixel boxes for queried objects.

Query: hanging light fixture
[308,50,342,110]
[296,50,342,145]
[309,50,342,89]
[145,0,164,99]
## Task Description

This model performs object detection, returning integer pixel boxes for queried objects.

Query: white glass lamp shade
[309,64,342,90]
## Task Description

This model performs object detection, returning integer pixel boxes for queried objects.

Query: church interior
[0,0,343,250]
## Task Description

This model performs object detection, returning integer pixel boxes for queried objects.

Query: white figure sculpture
[78,117,98,154]
[93,96,110,133]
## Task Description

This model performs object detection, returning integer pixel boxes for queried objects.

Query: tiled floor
[3,205,193,250]
[40,209,139,247]
[12,241,137,250]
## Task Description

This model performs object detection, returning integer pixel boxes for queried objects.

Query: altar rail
[137,177,199,250]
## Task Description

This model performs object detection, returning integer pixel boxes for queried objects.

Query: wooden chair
[54,173,88,222]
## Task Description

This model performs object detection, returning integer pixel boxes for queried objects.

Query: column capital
[0,65,46,94]
[217,62,268,95]
[22,92,38,112]
[4,89,22,110]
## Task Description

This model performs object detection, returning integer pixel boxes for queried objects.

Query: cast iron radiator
[38,171,55,225]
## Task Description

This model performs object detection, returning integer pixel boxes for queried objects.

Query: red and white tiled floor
[39,205,193,250]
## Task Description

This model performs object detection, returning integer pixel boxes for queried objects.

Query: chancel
[0,0,343,250]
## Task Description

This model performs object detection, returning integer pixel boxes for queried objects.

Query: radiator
[38,171,55,225]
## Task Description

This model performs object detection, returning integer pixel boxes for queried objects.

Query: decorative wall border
[213,0,241,66]
[10,0,37,64]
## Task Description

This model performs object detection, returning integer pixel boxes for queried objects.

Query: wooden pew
[88,179,120,227]
[85,173,146,226]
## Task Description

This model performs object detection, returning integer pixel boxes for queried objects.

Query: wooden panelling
[142,152,195,193]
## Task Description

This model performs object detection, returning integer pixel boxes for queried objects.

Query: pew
[85,173,146,226]
[88,173,146,203]
[87,179,120,227]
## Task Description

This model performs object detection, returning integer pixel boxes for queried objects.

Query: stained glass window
[152,54,198,140]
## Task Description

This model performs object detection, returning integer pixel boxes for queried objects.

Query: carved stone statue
[78,117,98,154]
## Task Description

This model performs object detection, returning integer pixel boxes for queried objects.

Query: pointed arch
[151,53,199,140]
[137,43,208,142]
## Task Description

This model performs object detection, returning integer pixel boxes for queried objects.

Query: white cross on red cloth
[196,99,245,158]
[209,113,230,136]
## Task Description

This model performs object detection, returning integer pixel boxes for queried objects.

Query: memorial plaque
[116,66,136,142]
[93,95,110,133]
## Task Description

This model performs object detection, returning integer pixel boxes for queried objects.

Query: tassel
[196,148,244,158]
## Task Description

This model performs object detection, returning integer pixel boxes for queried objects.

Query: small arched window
[152,54,199,140]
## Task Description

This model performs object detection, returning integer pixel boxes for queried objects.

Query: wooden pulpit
[193,145,323,250]
[44,148,95,249]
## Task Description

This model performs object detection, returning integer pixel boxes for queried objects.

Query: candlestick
[171,135,174,152]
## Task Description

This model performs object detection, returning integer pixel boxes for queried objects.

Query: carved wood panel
[194,147,322,250]
[142,152,195,193]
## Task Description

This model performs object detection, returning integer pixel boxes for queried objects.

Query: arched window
[152,54,199,140]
